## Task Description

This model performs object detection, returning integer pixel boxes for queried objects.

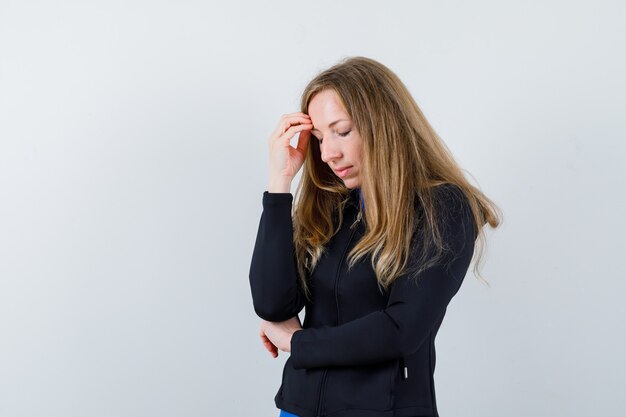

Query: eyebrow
[310,118,348,133]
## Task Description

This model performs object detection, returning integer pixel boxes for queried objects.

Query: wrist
[268,177,291,193]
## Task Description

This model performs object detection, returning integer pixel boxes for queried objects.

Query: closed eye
[314,130,351,145]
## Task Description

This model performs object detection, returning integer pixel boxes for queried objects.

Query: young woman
[249,56,501,417]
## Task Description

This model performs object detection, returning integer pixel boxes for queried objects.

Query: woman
[249,56,501,417]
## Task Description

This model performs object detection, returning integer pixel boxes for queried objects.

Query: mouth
[335,166,352,178]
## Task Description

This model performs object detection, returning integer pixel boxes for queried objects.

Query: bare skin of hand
[268,112,313,191]
[259,316,303,358]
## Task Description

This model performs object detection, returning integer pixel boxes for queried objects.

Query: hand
[268,113,313,191]
[259,316,303,357]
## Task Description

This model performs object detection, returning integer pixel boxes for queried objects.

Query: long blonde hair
[292,56,502,303]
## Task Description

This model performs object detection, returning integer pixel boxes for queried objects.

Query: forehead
[308,89,349,120]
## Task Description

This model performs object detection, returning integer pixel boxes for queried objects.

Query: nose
[320,139,342,164]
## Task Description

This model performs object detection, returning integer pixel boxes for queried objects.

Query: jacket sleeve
[248,191,306,322]
[289,186,478,369]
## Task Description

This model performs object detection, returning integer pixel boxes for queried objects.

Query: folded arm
[290,186,477,369]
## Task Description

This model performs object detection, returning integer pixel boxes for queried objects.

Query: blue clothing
[279,409,299,417]
[356,187,365,211]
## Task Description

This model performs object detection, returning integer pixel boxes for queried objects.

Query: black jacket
[249,184,478,417]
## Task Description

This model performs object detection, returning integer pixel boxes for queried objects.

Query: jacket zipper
[390,357,408,410]
[401,357,408,379]
[315,369,328,417]
[336,219,359,324]
[315,212,360,417]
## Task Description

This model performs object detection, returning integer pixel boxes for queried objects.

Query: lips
[335,166,352,178]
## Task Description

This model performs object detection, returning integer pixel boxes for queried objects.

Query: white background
[1,1,624,416]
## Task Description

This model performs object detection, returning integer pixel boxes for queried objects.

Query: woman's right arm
[248,113,313,322]
[248,191,306,321]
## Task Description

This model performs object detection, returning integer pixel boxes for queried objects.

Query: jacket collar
[346,187,362,209]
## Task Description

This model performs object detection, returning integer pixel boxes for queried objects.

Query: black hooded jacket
[249,184,478,417]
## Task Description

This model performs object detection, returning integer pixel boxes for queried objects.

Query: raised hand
[267,113,313,192]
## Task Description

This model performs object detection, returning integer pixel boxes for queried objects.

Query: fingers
[266,338,278,357]
[272,113,312,138]
[278,123,313,145]
[260,322,279,358]
[261,335,278,357]
[264,342,277,357]
[296,126,312,153]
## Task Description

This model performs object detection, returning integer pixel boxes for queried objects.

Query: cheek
[354,144,364,163]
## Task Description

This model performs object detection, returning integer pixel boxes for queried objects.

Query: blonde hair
[292,56,502,303]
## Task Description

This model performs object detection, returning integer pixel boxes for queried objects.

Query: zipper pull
[401,357,408,380]
[350,210,362,229]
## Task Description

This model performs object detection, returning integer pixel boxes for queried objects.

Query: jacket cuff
[263,191,293,206]
[290,329,305,367]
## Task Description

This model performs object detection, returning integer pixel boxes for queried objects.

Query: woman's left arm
[289,187,478,369]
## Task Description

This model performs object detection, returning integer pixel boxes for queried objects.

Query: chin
[344,179,361,189]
